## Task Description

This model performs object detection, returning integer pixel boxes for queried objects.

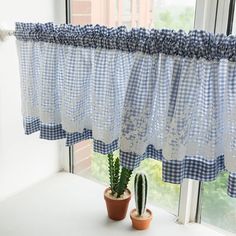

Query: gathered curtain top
[15,22,236,61]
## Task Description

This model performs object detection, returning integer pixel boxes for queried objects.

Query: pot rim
[104,187,131,200]
[130,208,153,221]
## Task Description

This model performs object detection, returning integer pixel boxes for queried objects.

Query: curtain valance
[15,22,236,197]
[16,22,236,60]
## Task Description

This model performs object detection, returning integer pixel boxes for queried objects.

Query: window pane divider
[178,179,202,224]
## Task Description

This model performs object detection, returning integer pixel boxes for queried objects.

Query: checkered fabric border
[66,130,118,154]
[120,145,225,182]
[24,117,66,139]
[24,117,40,134]
[66,130,92,146]
[120,145,163,169]
[162,156,225,183]
[228,173,236,197]
[93,139,118,154]
[24,118,118,154]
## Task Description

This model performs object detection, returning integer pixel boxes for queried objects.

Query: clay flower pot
[104,187,131,221]
[130,208,153,230]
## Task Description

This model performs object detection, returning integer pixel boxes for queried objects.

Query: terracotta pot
[104,188,131,221]
[130,208,153,230]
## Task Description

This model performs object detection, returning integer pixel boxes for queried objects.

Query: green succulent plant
[108,153,132,198]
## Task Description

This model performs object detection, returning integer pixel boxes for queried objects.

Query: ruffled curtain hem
[24,118,236,198]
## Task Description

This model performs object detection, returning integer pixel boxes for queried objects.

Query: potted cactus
[104,153,133,220]
[130,172,153,230]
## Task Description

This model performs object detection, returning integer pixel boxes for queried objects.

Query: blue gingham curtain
[15,22,236,197]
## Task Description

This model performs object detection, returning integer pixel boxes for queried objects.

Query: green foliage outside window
[202,173,236,234]
[154,7,195,32]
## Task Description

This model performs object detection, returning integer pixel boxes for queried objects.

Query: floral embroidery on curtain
[15,22,236,197]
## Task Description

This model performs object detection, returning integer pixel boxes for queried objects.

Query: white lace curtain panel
[15,22,236,197]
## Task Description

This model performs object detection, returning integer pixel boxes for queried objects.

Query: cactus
[134,172,148,216]
[108,153,114,191]
[117,167,132,198]
[113,158,120,194]
[107,152,132,198]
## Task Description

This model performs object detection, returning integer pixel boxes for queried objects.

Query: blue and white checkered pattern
[24,118,119,153]
[228,173,236,197]
[162,156,225,183]
[120,146,225,183]
[24,117,40,134]
[66,130,118,153]
[24,117,66,140]
[17,23,236,197]
[66,130,92,146]
[93,139,118,154]
[15,22,236,61]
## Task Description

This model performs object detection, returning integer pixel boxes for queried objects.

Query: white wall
[0,0,66,201]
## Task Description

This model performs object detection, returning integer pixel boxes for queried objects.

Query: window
[70,0,196,216]
[200,1,236,233]
[201,172,236,234]
[153,0,195,31]
[64,0,236,234]
[70,0,195,29]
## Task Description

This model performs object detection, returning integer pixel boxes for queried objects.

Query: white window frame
[215,0,231,34]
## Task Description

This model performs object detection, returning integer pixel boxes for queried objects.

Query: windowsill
[0,172,225,236]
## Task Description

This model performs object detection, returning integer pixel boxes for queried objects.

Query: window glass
[70,0,195,30]
[232,2,236,35]
[201,172,236,234]
[71,0,196,215]
[153,0,195,31]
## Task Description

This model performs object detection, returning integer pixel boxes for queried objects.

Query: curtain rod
[0,28,15,41]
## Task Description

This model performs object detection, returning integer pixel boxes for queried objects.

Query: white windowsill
[0,172,226,236]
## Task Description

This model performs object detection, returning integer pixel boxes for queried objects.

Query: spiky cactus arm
[117,167,132,198]
[123,168,132,191]
[134,173,148,216]
[108,153,114,194]
[113,158,120,194]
